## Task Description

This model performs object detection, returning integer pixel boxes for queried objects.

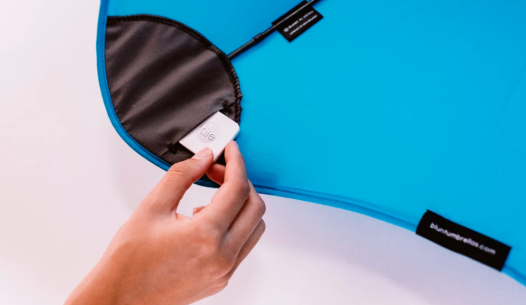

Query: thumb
[145,147,213,212]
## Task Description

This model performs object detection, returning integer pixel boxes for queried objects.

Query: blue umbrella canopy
[97,0,526,286]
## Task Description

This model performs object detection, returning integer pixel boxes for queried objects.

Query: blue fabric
[99,0,526,286]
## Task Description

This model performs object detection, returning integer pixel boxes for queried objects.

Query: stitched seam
[107,15,243,122]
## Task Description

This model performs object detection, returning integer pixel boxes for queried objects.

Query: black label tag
[272,1,324,42]
[416,211,511,271]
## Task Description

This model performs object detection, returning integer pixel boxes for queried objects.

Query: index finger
[199,142,251,230]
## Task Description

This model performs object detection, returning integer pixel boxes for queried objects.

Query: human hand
[65,142,266,305]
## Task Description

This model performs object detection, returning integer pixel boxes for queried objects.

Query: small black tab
[167,143,178,154]
[272,1,324,42]
[416,211,511,271]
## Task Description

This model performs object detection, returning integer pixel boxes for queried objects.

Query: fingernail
[228,141,239,150]
[192,147,212,160]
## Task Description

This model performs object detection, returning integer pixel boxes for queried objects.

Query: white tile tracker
[179,112,241,162]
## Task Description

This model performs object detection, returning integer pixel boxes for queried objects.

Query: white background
[0,0,525,304]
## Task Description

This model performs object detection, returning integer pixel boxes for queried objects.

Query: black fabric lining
[105,15,243,164]
[107,15,243,122]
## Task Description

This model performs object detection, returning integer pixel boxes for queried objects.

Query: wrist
[65,248,126,305]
